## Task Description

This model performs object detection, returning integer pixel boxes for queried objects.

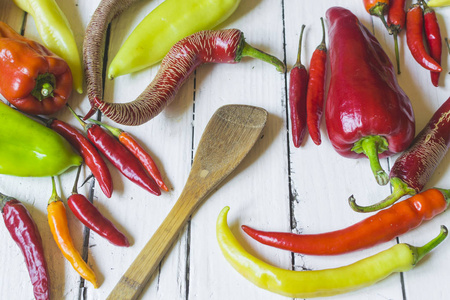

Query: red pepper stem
[413,225,448,264]
[72,165,82,195]
[351,135,389,185]
[317,17,326,51]
[294,25,306,67]
[48,176,61,204]
[31,73,56,101]
[88,118,123,138]
[349,177,418,212]
[67,104,87,130]
[0,192,13,211]
[393,32,401,74]
[370,3,391,33]
[240,41,286,73]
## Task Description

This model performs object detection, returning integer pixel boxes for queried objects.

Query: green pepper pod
[13,0,84,94]
[0,102,82,176]
[107,0,241,79]
[217,207,447,298]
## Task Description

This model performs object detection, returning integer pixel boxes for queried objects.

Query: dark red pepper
[1,192,50,300]
[325,7,415,186]
[387,0,407,74]
[423,1,443,87]
[289,25,308,147]
[68,166,129,247]
[350,96,450,212]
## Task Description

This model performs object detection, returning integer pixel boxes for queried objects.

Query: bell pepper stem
[31,73,56,101]
[413,225,448,264]
[239,41,286,73]
[349,177,417,212]
[352,135,389,185]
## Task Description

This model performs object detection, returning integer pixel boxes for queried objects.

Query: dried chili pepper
[89,29,286,125]
[325,7,415,186]
[36,116,113,198]
[47,177,98,288]
[363,0,390,31]
[69,106,161,196]
[406,3,442,72]
[423,1,443,87]
[68,166,129,247]
[88,119,168,191]
[351,96,450,213]
[289,25,308,147]
[0,21,73,115]
[1,192,50,300]
[306,18,327,145]
[218,206,447,298]
[242,188,450,255]
[387,0,406,74]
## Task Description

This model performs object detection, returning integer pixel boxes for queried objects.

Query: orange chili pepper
[47,177,98,288]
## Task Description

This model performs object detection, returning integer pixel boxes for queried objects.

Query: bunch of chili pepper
[289,18,328,147]
[1,192,50,300]
[406,1,443,86]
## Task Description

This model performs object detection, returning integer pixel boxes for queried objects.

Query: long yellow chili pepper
[47,177,98,288]
[107,0,241,79]
[216,207,447,298]
[13,0,84,93]
[427,0,450,7]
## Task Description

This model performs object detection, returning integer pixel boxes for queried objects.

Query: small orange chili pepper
[88,119,169,192]
[47,177,98,288]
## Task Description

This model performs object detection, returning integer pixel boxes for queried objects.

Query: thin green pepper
[217,207,447,298]
[13,0,84,94]
[0,102,82,177]
[107,0,241,79]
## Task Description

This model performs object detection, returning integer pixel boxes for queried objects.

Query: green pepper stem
[0,192,13,211]
[413,225,448,264]
[294,25,306,67]
[349,177,417,212]
[393,31,400,74]
[352,135,389,186]
[240,41,286,73]
[370,3,391,34]
[48,177,61,204]
[66,104,87,130]
[88,118,123,138]
[72,165,82,195]
[31,73,56,101]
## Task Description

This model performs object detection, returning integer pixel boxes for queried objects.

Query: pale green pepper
[107,0,241,79]
[217,206,447,298]
[0,102,82,177]
[427,0,450,7]
[13,0,84,94]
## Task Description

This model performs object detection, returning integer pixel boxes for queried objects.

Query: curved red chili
[68,166,129,247]
[91,29,285,125]
[387,0,406,74]
[45,117,113,198]
[1,192,50,300]
[306,18,327,145]
[406,3,442,72]
[423,1,443,87]
[350,96,450,212]
[289,25,308,147]
[242,188,450,255]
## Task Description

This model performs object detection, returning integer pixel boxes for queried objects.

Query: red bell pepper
[325,7,415,185]
[0,21,72,115]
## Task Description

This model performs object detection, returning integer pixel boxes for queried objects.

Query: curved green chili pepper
[107,0,241,79]
[0,102,82,177]
[217,207,447,298]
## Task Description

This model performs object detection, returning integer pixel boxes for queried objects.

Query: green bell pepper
[0,102,82,176]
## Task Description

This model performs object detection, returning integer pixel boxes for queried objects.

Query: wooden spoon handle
[107,194,196,300]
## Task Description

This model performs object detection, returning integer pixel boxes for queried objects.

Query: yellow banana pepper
[427,0,450,7]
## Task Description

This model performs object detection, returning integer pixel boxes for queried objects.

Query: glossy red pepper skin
[0,21,72,115]
[47,118,113,198]
[86,124,161,196]
[423,3,443,86]
[68,193,129,247]
[1,194,50,300]
[242,188,450,255]
[325,7,415,182]
[406,4,442,72]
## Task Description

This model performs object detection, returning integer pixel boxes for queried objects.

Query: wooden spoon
[107,104,268,300]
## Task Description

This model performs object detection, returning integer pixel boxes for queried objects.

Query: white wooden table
[1,0,450,299]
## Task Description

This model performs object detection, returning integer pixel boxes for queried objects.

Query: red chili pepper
[1,192,50,300]
[90,29,285,125]
[68,166,129,247]
[423,1,443,86]
[40,116,113,198]
[306,18,327,146]
[406,3,442,72]
[242,188,450,255]
[0,21,72,115]
[387,0,407,74]
[289,25,308,147]
[88,119,168,191]
[69,106,161,196]
[325,7,415,186]
[363,0,390,31]
[350,96,450,212]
